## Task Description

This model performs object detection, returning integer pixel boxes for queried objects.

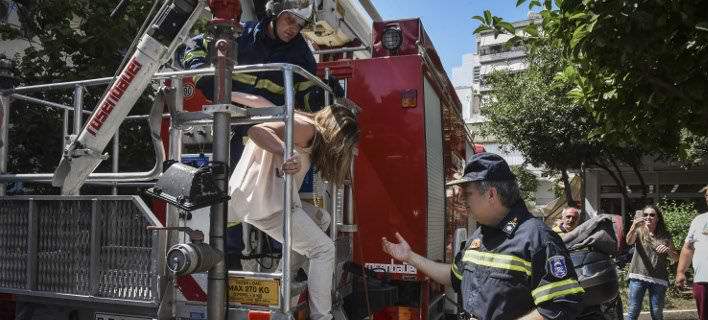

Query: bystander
[675,185,708,320]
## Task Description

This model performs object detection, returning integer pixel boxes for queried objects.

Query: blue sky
[370,0,532,75]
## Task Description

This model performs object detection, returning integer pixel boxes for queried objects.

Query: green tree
[0,0,158,193]
[658,199,699,250]
[480,40,647,210]
[475,0,708,164]
[510,165,538,204]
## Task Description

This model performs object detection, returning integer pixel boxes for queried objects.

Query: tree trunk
[630,162,648,201]
[561,169,574,207]
[580,161,586,218]
[593,159,632,222]
[609,158,628,195]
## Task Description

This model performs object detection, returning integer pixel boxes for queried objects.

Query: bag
[570,250,619,307]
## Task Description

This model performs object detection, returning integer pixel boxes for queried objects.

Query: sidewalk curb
[624,308,699,320]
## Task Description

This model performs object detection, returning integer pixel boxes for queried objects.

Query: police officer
[382,153,584,320]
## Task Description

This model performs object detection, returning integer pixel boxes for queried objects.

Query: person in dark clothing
[382,153,584,320]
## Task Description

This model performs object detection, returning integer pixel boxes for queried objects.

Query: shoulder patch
[548,255,568,278]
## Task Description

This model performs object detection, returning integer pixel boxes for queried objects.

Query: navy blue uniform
[179,16,320,111]
[451,203,584,320]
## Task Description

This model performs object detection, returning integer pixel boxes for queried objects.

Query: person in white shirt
[676,185,708,320]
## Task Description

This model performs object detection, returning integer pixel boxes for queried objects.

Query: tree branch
[561,169,575,207]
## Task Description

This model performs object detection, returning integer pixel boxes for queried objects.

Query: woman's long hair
[310,106,359,186]
[638,204,671,244]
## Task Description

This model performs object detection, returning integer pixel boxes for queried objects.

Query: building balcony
[478,50,527,64]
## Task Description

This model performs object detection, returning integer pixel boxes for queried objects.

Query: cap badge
[503,217,518,234]
[469,239,481,250]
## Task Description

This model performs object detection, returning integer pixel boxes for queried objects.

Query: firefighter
[382,153,585,320]
[179,0,333,164]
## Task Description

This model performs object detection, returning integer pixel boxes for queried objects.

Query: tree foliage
[476,0,708,164]
[480,43,592,173]
[0,0,158,192]
[510,165,538,204]
[480,40,648,208]
[658,198,699,250]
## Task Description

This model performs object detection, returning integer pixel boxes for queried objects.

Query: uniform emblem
[503,217,518,234]
[470,239,481,249]
[549,255,568,278]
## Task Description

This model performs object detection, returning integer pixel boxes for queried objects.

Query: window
[472,66,481,84]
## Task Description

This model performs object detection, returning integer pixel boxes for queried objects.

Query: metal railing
[0,62,358,318]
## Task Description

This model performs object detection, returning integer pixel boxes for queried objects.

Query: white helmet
[266,0,313,25]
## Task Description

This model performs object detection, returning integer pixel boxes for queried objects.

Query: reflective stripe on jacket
[179,17,321,112]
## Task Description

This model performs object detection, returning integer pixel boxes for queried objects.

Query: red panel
[347,55,428,274]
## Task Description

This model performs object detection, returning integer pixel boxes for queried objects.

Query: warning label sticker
[228,277,280,306]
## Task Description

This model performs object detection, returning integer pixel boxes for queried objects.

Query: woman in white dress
[228,105,358,320]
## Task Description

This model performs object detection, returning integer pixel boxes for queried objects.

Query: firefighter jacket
[179,16,322,112]
[451,203,585,320]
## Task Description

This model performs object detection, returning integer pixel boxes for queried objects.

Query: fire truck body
[318,18,471,320]
[170,18,473,320]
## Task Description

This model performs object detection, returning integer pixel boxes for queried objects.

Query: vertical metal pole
[324,68,331,107]
[111,129,119,195]
[63,109,69,147]
[210,111,229,320]
[346,152,356,226]
[281,66,295,314]
[73,85,84,135]
[329,183,339,236]
[324,68,338,240]
[167,78,184,250]
[208,31,234,319]
[0,95,9,196]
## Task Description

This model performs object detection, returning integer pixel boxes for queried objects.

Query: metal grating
[0,196,162,306]
[96,200,155,301]
[36,200,91,294]
[0,200,29,289]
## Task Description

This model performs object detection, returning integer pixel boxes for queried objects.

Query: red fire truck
[168,17,474,320]
[321,18,472,320]
[0,1,474,319]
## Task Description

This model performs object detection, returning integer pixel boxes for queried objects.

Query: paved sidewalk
[625,309,700,319]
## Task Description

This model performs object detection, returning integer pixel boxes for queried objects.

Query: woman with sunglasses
[625,205,680,320]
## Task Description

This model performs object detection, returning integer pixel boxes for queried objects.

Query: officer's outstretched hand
[382,232,411,262]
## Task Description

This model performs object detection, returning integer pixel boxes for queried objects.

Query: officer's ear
[486,185,498,202]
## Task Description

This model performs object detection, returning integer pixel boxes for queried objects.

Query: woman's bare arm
[247,115,316,155]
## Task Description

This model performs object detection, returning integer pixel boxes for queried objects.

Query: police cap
[446,152,516,186]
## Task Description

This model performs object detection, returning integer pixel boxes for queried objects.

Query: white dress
[227,124,312,223]
[226,118,335,320]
